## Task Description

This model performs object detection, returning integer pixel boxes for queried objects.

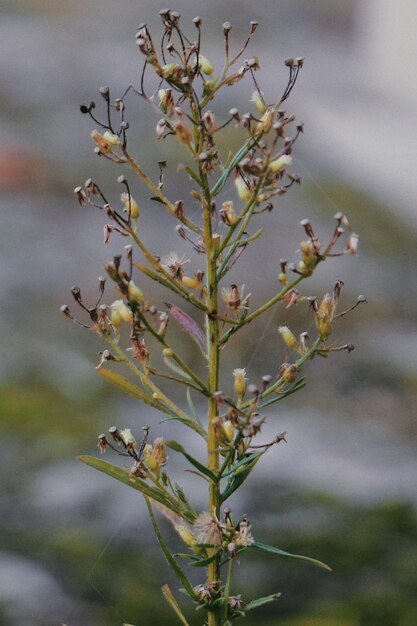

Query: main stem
[203,181,221,626]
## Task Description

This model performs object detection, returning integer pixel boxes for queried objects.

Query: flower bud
[127,281,144,303]
[91,130,120,154]
[153,437,167,466]
[143,444,158,472]
[251,90,266,114]
[111,300,133,328]
[223,420,235,442]
[120,428,137,449]
[316,293,336,340]
[233,368,247,401]
[268,154,293,173]
[198,54,214,75]
[255,106,275,133]
[121,193,140,220]
[278,326,298,349]
[234,175,252,202]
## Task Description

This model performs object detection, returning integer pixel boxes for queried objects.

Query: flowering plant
[63,10,364,625]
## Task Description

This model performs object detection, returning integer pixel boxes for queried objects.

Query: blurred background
[1,1,416,625]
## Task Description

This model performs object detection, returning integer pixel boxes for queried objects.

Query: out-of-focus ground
[0,1,416,625]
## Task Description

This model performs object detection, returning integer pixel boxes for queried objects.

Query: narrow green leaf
[220,452,262,479]
[220,457,260,503]
[78,456,183,517]
[145,498,198,599]
[163,356,192,380]
[161,584,191,626]
[158,415,207,438]
[98,368,168,412]
[186,388,203,429]
[251,541,332,571]
[244,592,281,612]
[166,440,217,482]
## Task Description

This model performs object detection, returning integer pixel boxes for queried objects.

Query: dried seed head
[280,363,298,384]
[74,186,86,205]
[221,285,241,311]
[173,121,193,145]
[97,434,109,454]
[220,200,238,226]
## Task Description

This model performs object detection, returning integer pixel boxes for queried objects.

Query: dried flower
[233,519,254,547]
[194,511,223,546]
[316,293,336,340]
[161,252,190,280]
[220,200,239,226]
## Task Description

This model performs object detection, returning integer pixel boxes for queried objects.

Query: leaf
[250,541,332,572]
[78,456,184,517]
[158,415,207,438]
[244,592,281,612]
[145,498,198,600]
[186,388,203,429]
[166,440,217,482]
[98,368,168,413]
[161,584,191,626]
[220,452,262,479]
[163,356,192,380]
[220,455,260,503]
[165,302,206,352]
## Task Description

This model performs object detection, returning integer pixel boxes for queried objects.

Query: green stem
[239,337,322,410]
[219,275,305,345]
[122,146,203,235]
